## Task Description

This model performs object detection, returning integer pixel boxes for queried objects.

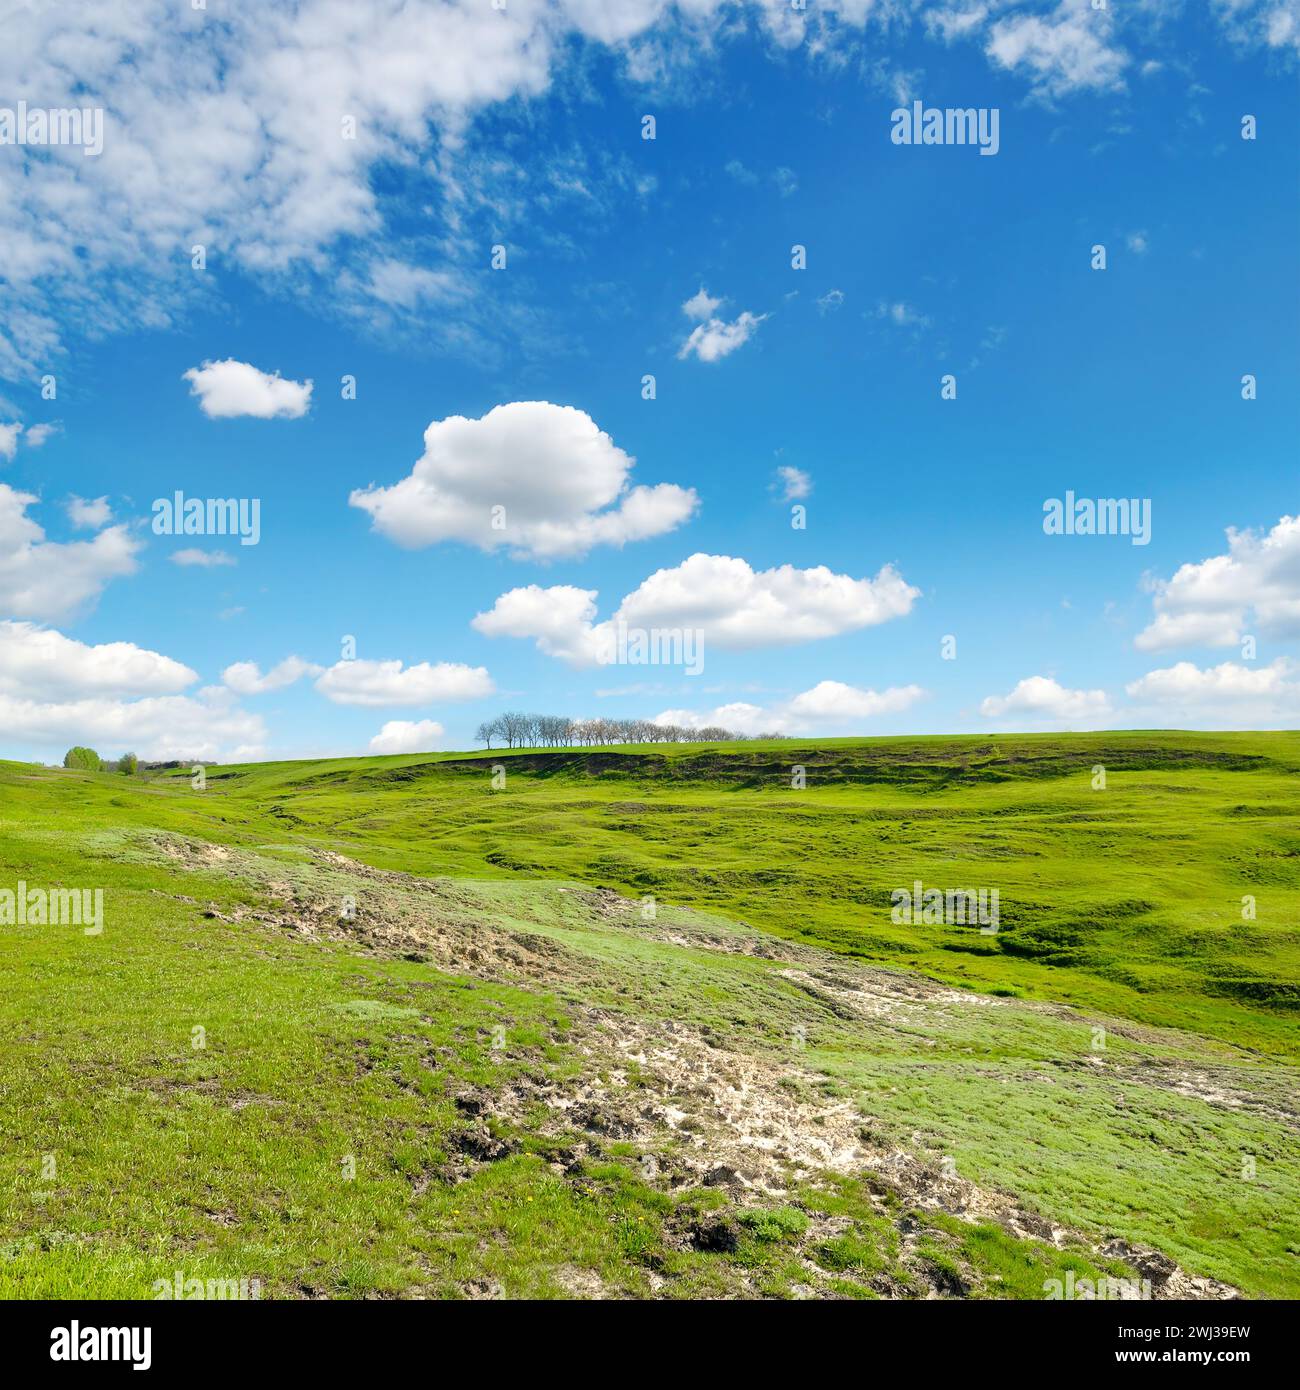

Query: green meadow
[1,731,1297,1298]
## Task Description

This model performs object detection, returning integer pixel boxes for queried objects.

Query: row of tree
[472,713,771,749]
[63,747,138,774]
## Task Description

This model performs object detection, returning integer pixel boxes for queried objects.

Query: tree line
[472,713,776,749]
[63,747,139,774]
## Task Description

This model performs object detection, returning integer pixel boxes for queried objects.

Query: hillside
[1,731,1297,1299]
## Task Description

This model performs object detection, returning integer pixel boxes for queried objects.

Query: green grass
[150,731,1300,1054]
[1,730,1297,1298]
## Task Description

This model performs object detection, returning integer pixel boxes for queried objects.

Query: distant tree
[471,712,745,750]
[498,711,534,748]
[536,714,568,747]
[63,746,102,772]
[118,752,139,775]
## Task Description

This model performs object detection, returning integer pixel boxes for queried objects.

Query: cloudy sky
[0,0,1296,761]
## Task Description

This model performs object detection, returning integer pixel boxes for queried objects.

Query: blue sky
[0,0,1296,761]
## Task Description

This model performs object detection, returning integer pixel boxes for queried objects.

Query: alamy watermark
[594,620,705,676]
[891,880,999,934]
[152,1270,262,1300]
[1,881,103,935]
[1043,1272,1152,1301]
[1,102,104,157]
[891,101,1000,156]
[1043,491,1151,546]
[152,491,260,545]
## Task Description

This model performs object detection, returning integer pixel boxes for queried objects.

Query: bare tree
[471,712,745,748]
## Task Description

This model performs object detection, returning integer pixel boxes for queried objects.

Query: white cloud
[678,310,766,363]
[926,5,990,42]
[682,286,723,320]
[0,484,139,621]
[171,548,237,568]
[1135,515,1300,651]
[874,301,930,329]
[0,621,262,760]
[22,423,59,448]
[471,584,602,664]
[0,687,267,763]
[369,718,445,754]
[316,658,494,707]
[0,1,1278,383]
[1127,229,1149,254]
[657,680,927,736]
[816,288,844,314]
[980,675,1111,723]
[1214,0,1300,56]
[67,495,112,529]
[473,553,920,666]
[1125,659,1300,728]
[986,1,1129,98]
[787,680,927,721]
[349,401,697,560]
[222,656,322,696]
[0,621,196,699]
[364,258,464,309]
[775,465,812,500]
[183,359,313,420]
[1,421,61,459]
[655,701,775,736]
[1126,658,1296,702]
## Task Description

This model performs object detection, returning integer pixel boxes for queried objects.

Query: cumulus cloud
[980,675,1111,723]
[472,553,920,666]
[222,656,322,696]
[774,465,812,500]
[787,680,927,721]
[22,422,59,448]
[369,719,445,754]
[0,621,196,699]
[0,688,267,763]
[349,401,697,560]
[171,548,237,567]
[654,701,776,737]
[678,309,766,363]
[67,495,112,529]
[1129,657,1295,700]
[183,359,313,420]
[1125,659,1299,728]
[0,621,263,760]
[986,0,1128,98]
[316,658,494,707]
[0,484,139,621]
[0,422,19,461]
[1135,515,1300,651]
[657,680,927,736]
[682,286,723,320]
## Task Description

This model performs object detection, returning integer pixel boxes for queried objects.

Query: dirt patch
[134,830,1246,1299]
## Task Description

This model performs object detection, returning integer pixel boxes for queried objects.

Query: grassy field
[1,731,1297,1299]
